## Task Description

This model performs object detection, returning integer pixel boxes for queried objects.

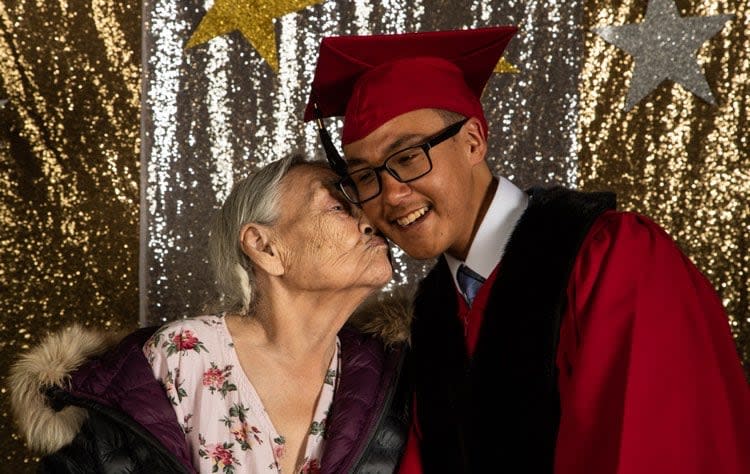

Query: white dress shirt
[445,176,529,291]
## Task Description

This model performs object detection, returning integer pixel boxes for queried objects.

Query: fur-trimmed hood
[8,291,413,456]
[348,287,414,346]
[8,325,124,454]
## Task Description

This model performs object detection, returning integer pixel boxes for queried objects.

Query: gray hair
[207,154,309,316]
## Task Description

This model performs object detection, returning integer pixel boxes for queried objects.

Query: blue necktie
[457,264,486,305]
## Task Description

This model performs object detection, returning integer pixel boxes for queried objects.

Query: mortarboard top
[304,26,518,145]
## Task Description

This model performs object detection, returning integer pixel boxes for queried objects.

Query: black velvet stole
[412,186,616,473]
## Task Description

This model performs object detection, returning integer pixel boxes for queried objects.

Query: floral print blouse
[143,314,341,474]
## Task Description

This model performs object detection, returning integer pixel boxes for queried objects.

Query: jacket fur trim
[8,325,124,453]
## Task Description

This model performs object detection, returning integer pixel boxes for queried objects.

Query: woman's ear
[463,117,488,165]
[239,223,284,276]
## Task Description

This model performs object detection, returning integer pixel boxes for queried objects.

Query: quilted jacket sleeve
[38,397,190,474]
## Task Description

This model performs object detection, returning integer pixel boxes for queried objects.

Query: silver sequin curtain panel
[141,0,583,324]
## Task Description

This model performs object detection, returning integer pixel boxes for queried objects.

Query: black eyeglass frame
[337,118,470,205]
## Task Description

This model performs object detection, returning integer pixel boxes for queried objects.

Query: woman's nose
[356,209,375,235]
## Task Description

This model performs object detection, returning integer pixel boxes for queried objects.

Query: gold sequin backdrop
[0,0,140,468]
[0,0,747,469]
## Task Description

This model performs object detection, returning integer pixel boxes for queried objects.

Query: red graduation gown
[399,211,750,473]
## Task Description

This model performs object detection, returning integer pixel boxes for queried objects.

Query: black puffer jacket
[10,300,412,473]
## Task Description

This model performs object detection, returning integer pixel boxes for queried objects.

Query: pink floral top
[143,314,340,474]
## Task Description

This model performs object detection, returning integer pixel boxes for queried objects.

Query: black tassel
[313,103,348,177]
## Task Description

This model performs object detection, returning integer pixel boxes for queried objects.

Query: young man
[305,27,750,473]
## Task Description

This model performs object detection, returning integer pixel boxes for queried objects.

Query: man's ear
[239,223,284,276]
[462,117,488,165]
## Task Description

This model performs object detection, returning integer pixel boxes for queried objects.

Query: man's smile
[393,205,431,227]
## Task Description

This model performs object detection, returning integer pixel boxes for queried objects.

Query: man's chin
[395,241,442,261]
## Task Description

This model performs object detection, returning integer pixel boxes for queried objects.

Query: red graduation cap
[304,26,518,145]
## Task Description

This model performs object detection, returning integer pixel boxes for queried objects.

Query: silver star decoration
[594,0,732,110]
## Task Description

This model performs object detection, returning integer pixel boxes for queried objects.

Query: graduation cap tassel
[313,102,348,177]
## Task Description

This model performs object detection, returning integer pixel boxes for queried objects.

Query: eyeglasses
[338,118,469,205]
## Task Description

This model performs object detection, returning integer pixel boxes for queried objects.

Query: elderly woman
[10,155,411,473]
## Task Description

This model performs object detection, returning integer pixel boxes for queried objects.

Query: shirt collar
[446,176,528,286]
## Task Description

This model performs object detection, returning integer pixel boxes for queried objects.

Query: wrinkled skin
[273,165,392,293]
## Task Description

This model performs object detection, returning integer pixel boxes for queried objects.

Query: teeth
[396,207,428,226]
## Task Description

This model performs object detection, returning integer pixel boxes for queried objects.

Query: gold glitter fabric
[578,0,748,372]
[0,0,140,469]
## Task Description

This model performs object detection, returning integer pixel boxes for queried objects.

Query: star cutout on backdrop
[494,57,519,74]
[186,0,324,71]
[593,0,732,110]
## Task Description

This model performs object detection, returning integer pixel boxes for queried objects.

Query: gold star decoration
[494,57,520,74]
[186,0,324,71]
